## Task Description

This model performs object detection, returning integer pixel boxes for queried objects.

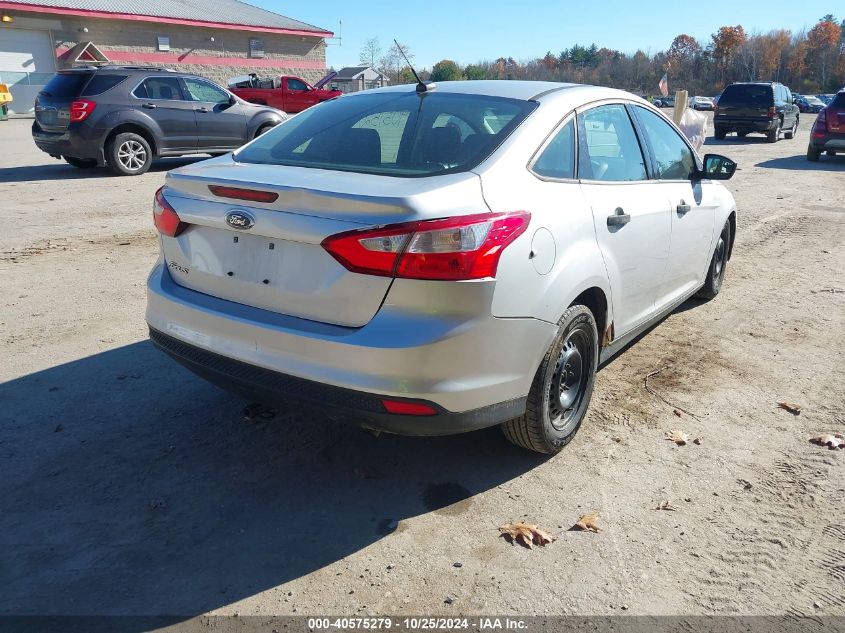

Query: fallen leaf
[656,500,677,511]
[693,437,703,445]
[665,430,688,446]
[809,433,844,449]
[499,521,556,548]
[777,401,802,415]
[572,512,601,533]
[610,436,623,443]
[673,409,682,418]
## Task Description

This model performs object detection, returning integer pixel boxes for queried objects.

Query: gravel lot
[1,114,843,620]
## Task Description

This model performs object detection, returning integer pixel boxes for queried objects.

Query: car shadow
[755,154,845,171]
[0,157,211,184]
[0,340,542,622]
[703,135,770,146]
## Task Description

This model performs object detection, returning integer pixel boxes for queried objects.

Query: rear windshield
[81,74,128,96]
[719,84,773,106]
[40,73,92,99]
[234,91,537,177]
[833,93,845,108]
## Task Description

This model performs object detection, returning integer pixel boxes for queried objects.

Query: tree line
[359,16,844,96]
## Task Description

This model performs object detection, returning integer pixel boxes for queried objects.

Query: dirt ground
[1,114,844,621]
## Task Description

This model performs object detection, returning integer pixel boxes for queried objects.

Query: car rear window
[234,91,537,177]
[40,73,92,98]
[832,93,845,108]
[81,74,128,96]
[719,84,773,106]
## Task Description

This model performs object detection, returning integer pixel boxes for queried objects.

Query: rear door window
[832,93,845,107]
[40,73,91,98]
[532,118,576,180]
[81,74,127,96]
[577,104,647,181]
[134,77,184,100]
[235,91,536,177]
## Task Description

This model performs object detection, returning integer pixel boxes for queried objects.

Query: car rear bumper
[145,262,556,434]
[31,121,105,162]
[808,133,845,150]
[714,117,779,132]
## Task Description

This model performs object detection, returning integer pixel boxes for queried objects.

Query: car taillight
[322,211,531,281]
[208,185,279,203]
[153,187,188,237]
[767,106,777,119]
[811,110,827,137]
[69,99,96,123]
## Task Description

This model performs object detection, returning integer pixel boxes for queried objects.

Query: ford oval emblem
[225,210,255,230]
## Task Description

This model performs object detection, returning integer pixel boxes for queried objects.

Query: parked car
[795,94,825,113]
[807,90,845,161]
[146,81,737,454]
[816,94,835,106]
[690,96,715,110]
[661,96,675,107]
[32,66,286,176]
[714,81,799,142]
[228,74,342,113]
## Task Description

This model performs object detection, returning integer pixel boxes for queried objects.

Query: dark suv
[714,82,800,142]
[32,66,286,176]
[807,91,845,161]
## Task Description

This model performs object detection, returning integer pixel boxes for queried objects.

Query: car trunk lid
[159,158,490,327]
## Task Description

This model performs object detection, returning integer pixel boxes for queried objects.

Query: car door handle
[677,200,691,215]
[607,207,631,227]
[196,107,209,113]
[142,103,157,109]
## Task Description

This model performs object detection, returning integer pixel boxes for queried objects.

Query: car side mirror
[228,95,237,106]
[696,154,736,180]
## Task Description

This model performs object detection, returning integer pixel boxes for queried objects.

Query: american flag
[658,73,669,97]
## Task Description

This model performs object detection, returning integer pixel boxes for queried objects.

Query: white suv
[146,81,737,454]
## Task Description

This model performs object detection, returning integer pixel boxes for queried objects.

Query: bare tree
[359,37,382,68]
[379,41,415,84]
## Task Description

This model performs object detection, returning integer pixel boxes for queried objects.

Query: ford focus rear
[146,81,737,453]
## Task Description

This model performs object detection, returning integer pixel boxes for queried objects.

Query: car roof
[346,80,645,103]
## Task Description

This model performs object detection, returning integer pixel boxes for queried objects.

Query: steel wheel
[713,232,728,283]
[548,326,592,433]
[117,140,147,172]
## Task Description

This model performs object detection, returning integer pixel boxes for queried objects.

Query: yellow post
[673,90,688,125]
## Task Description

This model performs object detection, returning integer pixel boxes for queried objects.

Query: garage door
[0,28,56,114]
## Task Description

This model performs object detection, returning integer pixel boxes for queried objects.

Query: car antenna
[394,39,432,94]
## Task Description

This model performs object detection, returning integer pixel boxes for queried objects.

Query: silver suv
[146,81,737,454]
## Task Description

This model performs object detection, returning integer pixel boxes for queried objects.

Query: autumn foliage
[408,15,844,95]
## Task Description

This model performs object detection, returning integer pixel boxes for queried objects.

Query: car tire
[767,119,781,143]
[254,123,276,139]
[737,131,748,138]
[714,127,727,140]
[696,219,731,300]
[107,133,153,176]
[826,150,836,157]
[784,118,798,139]
[502,304,598,454]
[64,156,97,169]
[807,146,821,161]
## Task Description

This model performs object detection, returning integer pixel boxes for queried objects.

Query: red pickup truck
[228,74,342,114]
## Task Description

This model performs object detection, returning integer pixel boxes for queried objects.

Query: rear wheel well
[572,287,608,348]
[105,124,157,157]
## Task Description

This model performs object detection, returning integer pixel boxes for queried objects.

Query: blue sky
[260,0,838,70]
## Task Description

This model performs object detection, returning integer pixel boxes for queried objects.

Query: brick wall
[50,15,328,84]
